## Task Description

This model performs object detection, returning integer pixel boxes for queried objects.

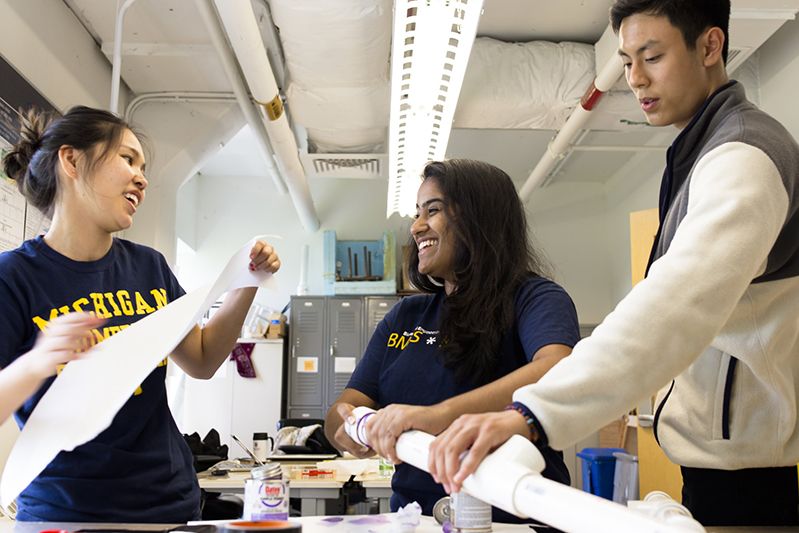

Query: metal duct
[212,0,320,233]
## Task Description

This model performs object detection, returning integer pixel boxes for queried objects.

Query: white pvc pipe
[213,0,320,233]
[519,53,625,202]
[125,91,237,122]
[110,0,138,114]
[297,244,309,296]
[345,407,705,533]
[569,145,668,152]
[194,0,289,196]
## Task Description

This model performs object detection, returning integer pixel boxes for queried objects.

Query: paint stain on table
[310,514,393,533]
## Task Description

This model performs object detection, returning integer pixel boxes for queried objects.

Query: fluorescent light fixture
[386,0,485,218]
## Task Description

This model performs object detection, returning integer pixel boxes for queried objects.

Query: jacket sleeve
[514,142,790,450]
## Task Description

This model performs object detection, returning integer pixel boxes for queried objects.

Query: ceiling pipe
[519,53,624,202]
[569,145,668,152]
[195,0,289,196]
[212,0,320,233]
[125,92,237,122]
[110,0,138,114]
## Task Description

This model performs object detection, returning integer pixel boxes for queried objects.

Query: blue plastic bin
[576,447,628,500]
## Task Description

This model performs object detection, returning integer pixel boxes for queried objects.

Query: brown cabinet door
[630,208,684,502]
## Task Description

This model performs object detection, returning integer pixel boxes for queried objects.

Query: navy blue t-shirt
[347,276,581,522]
[0,237,201,523]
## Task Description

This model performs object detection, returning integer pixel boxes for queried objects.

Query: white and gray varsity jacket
[515,81,799,469]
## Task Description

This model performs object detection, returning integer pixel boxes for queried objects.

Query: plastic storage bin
[576,447,628,500]
[612,451,639,505]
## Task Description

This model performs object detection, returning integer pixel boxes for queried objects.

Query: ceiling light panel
[386,0,485,218]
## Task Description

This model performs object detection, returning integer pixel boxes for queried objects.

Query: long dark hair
[406,159,551,386]
[2,105,149,218]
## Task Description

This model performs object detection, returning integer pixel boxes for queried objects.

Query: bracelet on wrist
[505,401,547,446]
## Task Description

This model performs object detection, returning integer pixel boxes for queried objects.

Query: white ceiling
[61,0,798,207]
[477,0,615,43]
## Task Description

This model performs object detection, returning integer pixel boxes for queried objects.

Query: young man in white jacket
[425,0,799,526]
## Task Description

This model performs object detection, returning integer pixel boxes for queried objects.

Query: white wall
[123,101,246,266]
[0,0,125,110]
[604,162,662,306]
[757,17,799,140]
[176,173,411,315]
[529,184,614,325]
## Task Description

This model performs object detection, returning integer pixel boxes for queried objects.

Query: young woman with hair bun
[0,106,280,522]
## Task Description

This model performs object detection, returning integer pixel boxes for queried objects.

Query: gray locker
[364,296,400,347]
[289,297,326,406]
[289,408,324,420]
[327,297,364,406]
[287,295,401,419]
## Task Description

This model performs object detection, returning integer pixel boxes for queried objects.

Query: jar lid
[221,521,301,533]
[251,462,282,480]
[254,432,270,439]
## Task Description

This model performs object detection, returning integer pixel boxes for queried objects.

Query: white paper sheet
[0,236,278,508]
[334,357,357,374]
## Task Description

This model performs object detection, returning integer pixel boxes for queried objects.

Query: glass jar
[243,462,290,520]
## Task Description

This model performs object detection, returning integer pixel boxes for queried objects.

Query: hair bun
[1,108,55,185]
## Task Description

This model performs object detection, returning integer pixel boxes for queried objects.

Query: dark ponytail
[1,106,148,218]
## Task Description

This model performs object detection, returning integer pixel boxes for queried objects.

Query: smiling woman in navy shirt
[0,106,280,523]
[325,158,580,522]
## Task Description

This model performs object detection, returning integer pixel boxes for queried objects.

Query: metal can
[243,462,290,520]
[433,496,451,525]
[450,491,492,532]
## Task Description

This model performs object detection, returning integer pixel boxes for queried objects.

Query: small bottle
[378,456,394,478]
[243,462,290,520]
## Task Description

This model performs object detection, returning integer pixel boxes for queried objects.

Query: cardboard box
[267,313,287,337]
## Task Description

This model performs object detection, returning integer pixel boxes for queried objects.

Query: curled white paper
[1,236,278,508]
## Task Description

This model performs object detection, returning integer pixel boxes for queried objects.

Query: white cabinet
[178,339,285,454]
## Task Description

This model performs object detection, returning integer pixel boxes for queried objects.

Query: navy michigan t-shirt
[346,276,581,522]
[0,237,200,523]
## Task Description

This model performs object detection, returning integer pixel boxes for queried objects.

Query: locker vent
[297,310,320,332]
[336,311,357,332]
[296,374,318,395]
[334,374,350,395]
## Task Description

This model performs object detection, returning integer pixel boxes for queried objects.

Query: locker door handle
[330,345,335,357]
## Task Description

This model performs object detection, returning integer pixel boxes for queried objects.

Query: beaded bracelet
[505,401,546,445]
